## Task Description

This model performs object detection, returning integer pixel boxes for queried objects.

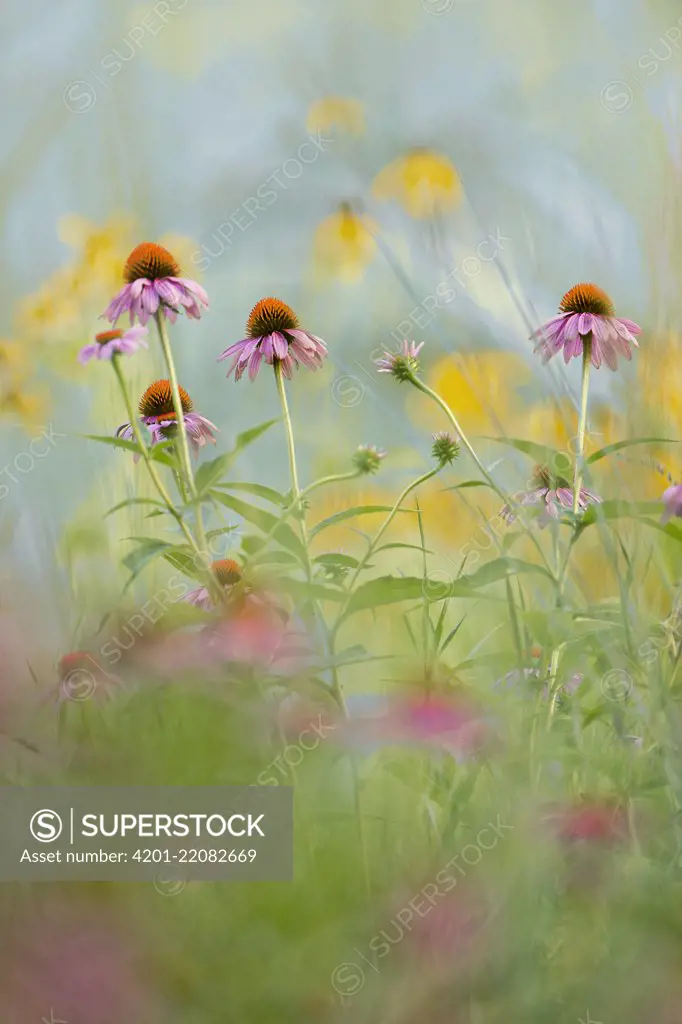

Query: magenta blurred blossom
[661,484,682,524]
[78,325,148,363]
[205,601,313,675]
[343,692,490,759]
[2,901,159,1024]
[408,887,489,966]
[545,801,628,844]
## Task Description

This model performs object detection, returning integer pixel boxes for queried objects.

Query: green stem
[154,311,209,565]
[111,356,201,558]
[408,374,503,499]
[573,340,592,515]
[330,468,437,648]
[255,469,361,557]
[407,371,555,580]
[274,361,312,578]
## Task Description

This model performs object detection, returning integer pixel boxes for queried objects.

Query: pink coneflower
[78,325,148,363]
[375,339,424,381]
[184,558,244,610]
[116,379,217,458]
[218,297,327,381]
[103,242,209,326]
[661,484,682,524]
[531,283,640,370]
[501,464,601,524]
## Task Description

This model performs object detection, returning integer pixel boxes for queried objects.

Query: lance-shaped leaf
[194,419,280,496]
[338,556,553,624]
[311,505,415,539]
[211,492,306,562]
[586,437,678,466]
[83,433,175,466]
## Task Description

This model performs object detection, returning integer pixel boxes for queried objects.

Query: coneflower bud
[431,431,460,467]
[352,445,387,475]
[375,340,424,382]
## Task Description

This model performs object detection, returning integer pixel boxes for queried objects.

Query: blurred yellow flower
[58,214,134,286]
[1,385,49,432]
[312,203,377,282]
[409,351,531,435]
[306,97,365,136]
[16,215,135,349]
[0,340,27,375]
[637,330,682,431]
[372,148,463,219]
[15,269,83,343]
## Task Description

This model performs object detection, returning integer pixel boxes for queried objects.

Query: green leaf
[233,418,280,451]
[121,538,176,585]
[441,480,492,493]
[374,542,433,555]
[162,547,205,581]
[483,436,562,468]
[105,497,166,518]
[276,578,345,603]
[195,454,236,496]
[253,550,299,566]
[311,505,415,539]
[576,500,663,534]
[206,525,241,543]
[211,492,306,561]
[467,556,554,587]
[193,420,281,496]
[215,482,288,506]
[586,437,678,466]
[83,434,174,466]
[339,557,552,623]
[313,553,362,569]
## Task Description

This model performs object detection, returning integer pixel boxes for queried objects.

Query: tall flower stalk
[376,341,554,578]
[572,339,592,515]
[154,312,210,562]
[110,356,200,558]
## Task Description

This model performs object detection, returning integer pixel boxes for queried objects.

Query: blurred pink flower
[662,484,682,525]
[56,650,122,702]
[545,801,628,844]
[205,600,313,675]
[1,900,159,1023]
[408,887,488,966]
[343,691,491,759]
[78,325,148,363]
